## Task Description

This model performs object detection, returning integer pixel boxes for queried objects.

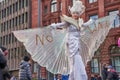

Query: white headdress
[69,0,85,16]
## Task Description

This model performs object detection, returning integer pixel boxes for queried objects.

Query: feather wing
[13,26,70,74]
[80,15,116,64]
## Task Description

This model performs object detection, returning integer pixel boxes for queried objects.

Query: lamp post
[37,0,41,80]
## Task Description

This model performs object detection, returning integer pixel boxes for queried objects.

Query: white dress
[51,22,88,80]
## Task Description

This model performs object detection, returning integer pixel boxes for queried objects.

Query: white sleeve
[50,22,67,29]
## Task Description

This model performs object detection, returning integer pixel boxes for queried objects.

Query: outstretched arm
[82,19,95,27]
[81,19,96,32]
[50,22,68,29]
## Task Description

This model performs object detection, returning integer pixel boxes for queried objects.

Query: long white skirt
[69,54,88,80]
[68,36,88,80]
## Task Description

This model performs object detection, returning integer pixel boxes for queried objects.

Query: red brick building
[31,0,120,79]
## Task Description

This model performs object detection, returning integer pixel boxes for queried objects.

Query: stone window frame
[50,0,57,12]
[88,0,97,3]
[109,44,120,72]
[90,49,101,73]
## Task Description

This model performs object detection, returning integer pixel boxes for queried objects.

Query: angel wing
[13,26,70,75]
[80,15,116,64]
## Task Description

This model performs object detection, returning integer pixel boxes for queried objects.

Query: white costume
[51,20,88,80]
[51,1,87,79]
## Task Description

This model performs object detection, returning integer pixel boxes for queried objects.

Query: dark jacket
[101,67,107,80]
[91,77,97,80]
[107,71,119,80]
[19,60,32,80]
[0,51,10,80]
[0,51,7,69]
[0,68,3,80]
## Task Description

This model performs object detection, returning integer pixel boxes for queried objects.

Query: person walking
[106,65,119,80]
[90,74,97,80]
[19,56,32,80]
[101,63,108,80]
[0,46,11,80]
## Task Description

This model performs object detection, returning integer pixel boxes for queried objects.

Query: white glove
[50,23,56,29]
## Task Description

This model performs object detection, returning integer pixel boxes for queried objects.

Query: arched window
[91,49,101,73]
[109,45,120,72]
[51,0,57,12]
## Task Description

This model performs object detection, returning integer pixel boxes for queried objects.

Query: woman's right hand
[50,23,56,29]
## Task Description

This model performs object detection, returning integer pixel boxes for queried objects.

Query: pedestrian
[19,55,32,80]
[90,74,97,80]
[106,65,119,80]
[97,74,102,80]
[101,63,108,80]
[0,46,11,80]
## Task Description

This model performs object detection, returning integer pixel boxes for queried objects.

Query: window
[88,0,97,3]
[7,7,9,16]
[89,14,98,20]
[25,12,28,23]
[91,49,100,73]
[15,17,17,26]
[0,37,1,45]
[10,20,11,29]
[51,0,57,12]
[44,6,48,14]
[110,45,120,72]
[4,9,6,17]
[26,0,28,7]
[89,14,98,30]
[22,14,24,24]
[13,4,15,13]
[19,0,21,10]
[60,2,62,11]
[47,71,54,80]
[2,10,3,18]
[33,62,37,73]
[108,10,120,28]
[22,0,24,8]
[16,2,18,11]
[91,58,99,73]
[17,16,19,25]
[1,23,4,32]
[0,11,1,19]
[19,15,21,25]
